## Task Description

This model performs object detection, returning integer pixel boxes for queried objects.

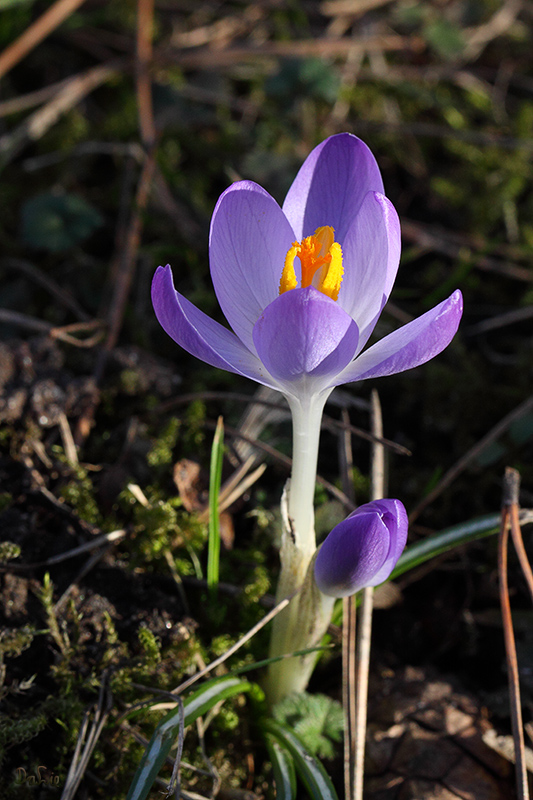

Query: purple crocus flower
[152,133,462,401]
[314,499,408,597]
[152,133,462,555]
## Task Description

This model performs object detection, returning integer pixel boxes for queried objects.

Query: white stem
[264,390,331,705]
[286,393,328,557]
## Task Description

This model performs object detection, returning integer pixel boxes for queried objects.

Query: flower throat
[279,226,343,301]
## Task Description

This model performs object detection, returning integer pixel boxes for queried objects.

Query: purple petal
[152,265,279,388]
[315,511,388,597]
[314,499,408,597]
[361,500,408,585]
[282,133,384,243]
[338,192,401,350]
[330,290,463,386]
[209,181,295,352]
[252,287,359,384]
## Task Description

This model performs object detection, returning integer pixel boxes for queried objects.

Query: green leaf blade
[126,675,253,800]
[262,719,339,800]
[265,733,297,800]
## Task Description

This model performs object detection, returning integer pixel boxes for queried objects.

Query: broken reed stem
[499,467,529,800]
[353,389,384,800]
[340,409,356,800]
[353,588,373,800]
[343,594,357,800]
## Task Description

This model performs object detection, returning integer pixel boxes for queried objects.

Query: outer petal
[330,290,463,386]
[282,133,384,243]
[252,287,359,384]
[363,499,408,585]
[338,192,401,351]
[209,181,295,353]
[152,265,279,389]
[314,510,390,597]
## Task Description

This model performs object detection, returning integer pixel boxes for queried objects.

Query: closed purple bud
[314,499,408,597]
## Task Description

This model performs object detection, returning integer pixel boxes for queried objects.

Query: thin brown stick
[0,0,88,81]
[401,218,532,283]
[136,0,156,148]
[60,672,112,800]
[170,593,296,696]
[353,390,384,800]
[103,148,157,358]
[0,62,121,165]
[509,500,533,605]
[339,408,356,800]
[2,257,90,321]
[0,77,75,118]
[74,148,156,444]
[161,34,423,68]
[208,419,355,512]
[343,596,356,800]
[158,391,410,456]
[499,468,529,800]
[321,0,395,15]
[0,310,104,347]
[463,0,522,59]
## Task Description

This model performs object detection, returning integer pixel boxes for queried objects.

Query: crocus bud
[314,499,408,597]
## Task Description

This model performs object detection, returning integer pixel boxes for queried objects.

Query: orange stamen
[279,226,343,301]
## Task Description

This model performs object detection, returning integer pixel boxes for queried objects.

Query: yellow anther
[317,241,343,301]
[279,226,343,301]
[280,244,299,294]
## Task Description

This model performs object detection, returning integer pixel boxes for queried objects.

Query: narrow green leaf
[330,513,504,626]
[207,416,224,595]
[265,733,297,800]
[180,674,252,723]
[126,675,252,800]
[262,720,339,800]
[391,513,503,579]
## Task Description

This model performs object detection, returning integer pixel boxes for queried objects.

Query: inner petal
[253,287,359,383]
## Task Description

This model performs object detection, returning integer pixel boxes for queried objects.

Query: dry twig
[0,62,121,166]
[160,34,423,69]
[170,592,297,696]
[0,0,89,81]
[339,408,357,800]
[137,0,156,148]
[499,467,529,800]
[60,673,112,800]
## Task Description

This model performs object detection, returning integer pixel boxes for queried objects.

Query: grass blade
[391,512,505,579]
[265,732,297,800]
[207,415,224,596]
[126,675,252,800]
[263,719,339,800]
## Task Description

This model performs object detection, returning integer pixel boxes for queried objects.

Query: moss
[0,626,34,661]
[147,417,180,468]
[0,541,21,562]
[52,453,102,527]
[137,626,161,666]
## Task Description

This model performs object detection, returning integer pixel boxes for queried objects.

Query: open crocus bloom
[152,133,463,403]
[314,499,408,597]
